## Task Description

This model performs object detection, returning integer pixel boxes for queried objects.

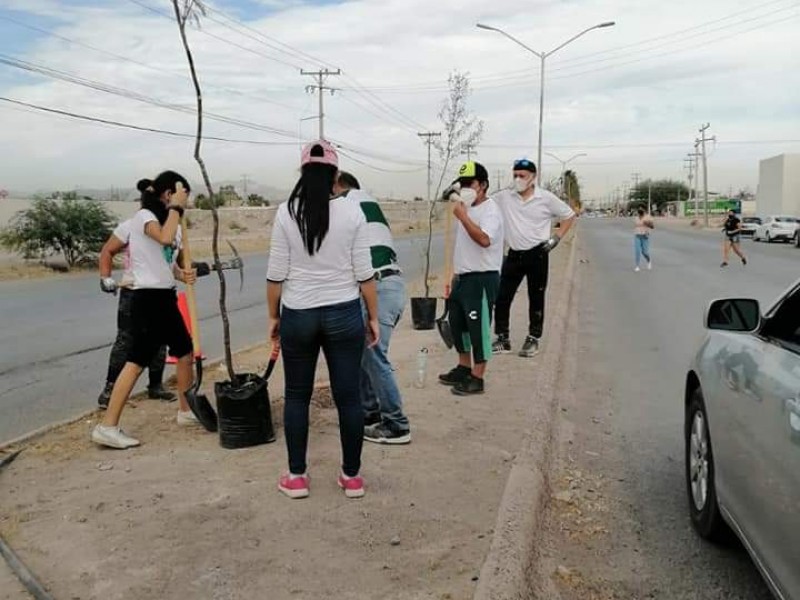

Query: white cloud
[0,0,798,200]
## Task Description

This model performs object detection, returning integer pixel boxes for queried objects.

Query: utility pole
[697,123,715,228]
[631,172,641,199]
[684,153,700,218]
[417,132,441,202]
[496,170,503,191]
[461,142,478,161]
[647,181,652,215]
[301,68,341,140]
[241,173,251,201]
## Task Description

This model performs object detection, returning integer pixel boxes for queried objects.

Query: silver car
[685,286,800,600]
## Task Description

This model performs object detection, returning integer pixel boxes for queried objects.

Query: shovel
[180,215,218,432]
[436,201,455,349]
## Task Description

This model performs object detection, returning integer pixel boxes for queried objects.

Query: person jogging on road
[437,161,504,396]
[633,207,654,272]
[91,171,200,449]
[491,159,576,358]
[97,219,242,409]
[721,209,747,268]
[333,171,411,445]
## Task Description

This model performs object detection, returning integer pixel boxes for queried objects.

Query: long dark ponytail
[288,162,337,255]
[136,170,190,225]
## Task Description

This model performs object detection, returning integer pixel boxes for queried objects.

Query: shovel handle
[179,216,202,357]
[263,345,281,381]
[443,202,455,297]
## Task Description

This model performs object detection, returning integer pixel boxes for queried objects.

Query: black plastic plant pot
[215,373,276,449]
[410,297,437,330]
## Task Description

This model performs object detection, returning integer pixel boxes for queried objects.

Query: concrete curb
[0,343,264,452]
[473,233,580,600]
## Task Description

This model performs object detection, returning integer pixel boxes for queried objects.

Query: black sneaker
[741,257,747,266]
[438,365,471,386]
[519,336,540,358]
[147,385,176,402]
[452,374,484,396]
[364,423,411,445]
[720,262,728,268]
[492,334,511,354]
[364,412,382,427]
[97,381,113,410]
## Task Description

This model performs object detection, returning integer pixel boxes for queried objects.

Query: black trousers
[493,247,549,339]
[105,289,167,388]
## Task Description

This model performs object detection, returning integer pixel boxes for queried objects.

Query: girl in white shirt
[92,171,198,449]
[267,140,379,499]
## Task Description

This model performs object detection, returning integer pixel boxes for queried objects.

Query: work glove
[192,261,211,277]
[441,182,461,202]
[540,235,561,254]
[100,277,118,295]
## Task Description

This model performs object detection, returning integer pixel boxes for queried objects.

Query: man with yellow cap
[437,161,505,395]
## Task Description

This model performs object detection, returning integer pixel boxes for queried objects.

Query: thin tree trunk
[423,152,452,298]
[172,1,235,381]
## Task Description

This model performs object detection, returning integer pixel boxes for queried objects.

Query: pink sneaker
[278,472,309,499]
[337,473,365,498]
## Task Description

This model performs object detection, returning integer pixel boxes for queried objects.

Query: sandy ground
[0,238,574,600]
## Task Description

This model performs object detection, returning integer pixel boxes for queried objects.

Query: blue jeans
[634,234,651,267]
[360,276,410,433]
[280,299,365,477]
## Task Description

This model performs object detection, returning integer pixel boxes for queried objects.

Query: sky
[0,0,798,203]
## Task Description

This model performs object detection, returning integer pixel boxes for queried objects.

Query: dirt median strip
[473,232,580,600]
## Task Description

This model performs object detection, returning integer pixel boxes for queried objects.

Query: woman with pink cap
[267,140,380,499]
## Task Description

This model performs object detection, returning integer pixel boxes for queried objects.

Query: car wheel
[685,387,730,542]
[795,233,800,248]
[766,231,772,243]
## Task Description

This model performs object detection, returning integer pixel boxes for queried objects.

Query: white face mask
[514,175,533,193]
[459,187,477,205]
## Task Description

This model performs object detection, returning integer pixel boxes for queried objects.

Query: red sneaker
[278,472,309,499]
[337,473,365,498]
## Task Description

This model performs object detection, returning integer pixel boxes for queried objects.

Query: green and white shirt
[346,189,400,273]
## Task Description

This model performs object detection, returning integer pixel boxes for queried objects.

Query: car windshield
[743,217,760,223]
[775,217,798,223]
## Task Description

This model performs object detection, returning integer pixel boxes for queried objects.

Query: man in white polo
[491,158,576,357]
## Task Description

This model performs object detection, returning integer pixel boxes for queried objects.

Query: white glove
[100,277,118,295]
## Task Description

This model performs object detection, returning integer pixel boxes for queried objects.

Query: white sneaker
[647,261,652,270]
[91,424,140,449]
[176,410,200,426]
[634,266,641,272]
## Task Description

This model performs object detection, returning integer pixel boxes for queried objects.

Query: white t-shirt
[128,209,182,290]
[493,187,575,250]
[266,196,374,310]
[453,198,504,274]
[111,218,134,289]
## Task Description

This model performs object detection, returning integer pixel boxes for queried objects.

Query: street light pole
[477,21,614,183]
[545,151,587,200]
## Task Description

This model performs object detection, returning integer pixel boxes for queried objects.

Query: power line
[481,139,800,149]
[0,96,299,145]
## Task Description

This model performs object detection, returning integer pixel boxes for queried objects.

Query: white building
[757,154,800,216]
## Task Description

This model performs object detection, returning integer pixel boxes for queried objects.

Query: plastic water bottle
[414,347,429,388]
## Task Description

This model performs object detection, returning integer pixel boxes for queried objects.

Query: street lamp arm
[565,152,587,164]
[476,23,542,57]
[546,21,615,57]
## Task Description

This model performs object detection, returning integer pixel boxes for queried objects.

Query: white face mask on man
[459,187,478,205]
[513,175,534,193]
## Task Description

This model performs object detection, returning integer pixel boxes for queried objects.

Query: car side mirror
[705,298,761,332]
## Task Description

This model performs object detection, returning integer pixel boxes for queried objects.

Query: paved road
[0,234,443,443]
[543,218,797,598]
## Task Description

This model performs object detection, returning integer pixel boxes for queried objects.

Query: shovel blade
[436,312,454,349]
[186,389,218,432]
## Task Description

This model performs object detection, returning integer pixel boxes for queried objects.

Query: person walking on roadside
[491,159,576,358]
[437,161,504,396]
[97,220,242,410]
[333,171,411,445]
[92,171,200,449]
[721,209,747,268]
[633,207,654,272]
[267,141,380,500]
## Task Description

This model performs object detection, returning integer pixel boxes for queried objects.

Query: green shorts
[449,271,500,364]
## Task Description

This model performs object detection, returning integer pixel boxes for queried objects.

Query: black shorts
[127,289,193,367]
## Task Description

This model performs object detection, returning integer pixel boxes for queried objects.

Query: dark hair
[137,170,190,225]
[337,171,360,190]
[637,207,646,216]
[288,162,337,255]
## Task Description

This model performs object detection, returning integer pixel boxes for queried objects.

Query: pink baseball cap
[301,139,338,167]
